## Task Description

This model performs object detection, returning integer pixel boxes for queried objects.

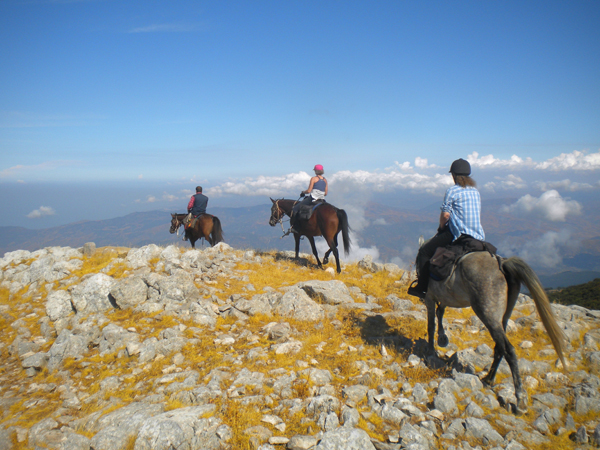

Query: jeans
[415,228,454,290]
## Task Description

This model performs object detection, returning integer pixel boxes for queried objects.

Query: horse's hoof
[323,257,329,265]
[481,375,494,388]
[437,334,449,348]
[514,403,528,416]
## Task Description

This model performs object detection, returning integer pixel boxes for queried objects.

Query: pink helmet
[314,164,324,171]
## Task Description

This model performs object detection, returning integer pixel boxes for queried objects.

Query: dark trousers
[415,228,454,290]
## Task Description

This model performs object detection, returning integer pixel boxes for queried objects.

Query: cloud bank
[204,150,600,200]
[499,230,577,269]
[468,149,600,171]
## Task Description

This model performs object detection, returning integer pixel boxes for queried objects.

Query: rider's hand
[300,192,305,197]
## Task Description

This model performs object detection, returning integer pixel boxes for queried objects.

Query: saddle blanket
[296,201,324,221]
[429,235,498,281]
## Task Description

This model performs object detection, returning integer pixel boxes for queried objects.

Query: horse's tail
[211,216,224,244]
[502,256,567,370]
[337,209,352,256]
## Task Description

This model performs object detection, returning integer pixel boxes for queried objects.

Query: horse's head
[269,198,284,226]
[169,213,181,234]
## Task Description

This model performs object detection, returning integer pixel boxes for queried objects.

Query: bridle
[270,200,287,233]
[170,215,184,236]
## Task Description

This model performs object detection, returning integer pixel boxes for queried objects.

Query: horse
[422,247,567,414]
[269,198,351,273]
[170,213,224,249]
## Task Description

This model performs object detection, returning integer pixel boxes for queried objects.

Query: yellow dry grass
[0,246,592,450]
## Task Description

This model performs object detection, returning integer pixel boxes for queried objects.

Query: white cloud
[535,179,594,192]
[0,160,78,179]
[162,193,179,202]
[501,190,582,221]
[483,174,527,192]
[500,230,576,269]
[27,206,56,219]
[468,152,535,169]
[468,149,600,171]
[535,149,600,171]
[315,231,379,263]
[415,157,438,169]
[373,218,388,225]
[209,168,454,199]
[393,161,412,171]
[146,196,157,203]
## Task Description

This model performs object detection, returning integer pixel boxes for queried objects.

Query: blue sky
[1,0,599,232]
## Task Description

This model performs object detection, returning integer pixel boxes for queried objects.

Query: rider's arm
[303,176,317,195]
[187,196,195,212]
[439,211,450,229]
[324,178,328,196]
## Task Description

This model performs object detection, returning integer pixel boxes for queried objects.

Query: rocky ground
[0,242,599,450]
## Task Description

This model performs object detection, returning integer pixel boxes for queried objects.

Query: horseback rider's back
[188,186,208,217]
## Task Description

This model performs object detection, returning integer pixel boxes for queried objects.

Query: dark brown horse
[170,213,224,249]
[269,198,351,273]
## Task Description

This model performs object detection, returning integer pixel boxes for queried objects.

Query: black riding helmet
[449,158,471,176]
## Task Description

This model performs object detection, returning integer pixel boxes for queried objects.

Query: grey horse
[424,249,567,414]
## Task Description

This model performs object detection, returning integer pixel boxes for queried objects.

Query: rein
[273,198,301,237]
[273,200,288,234]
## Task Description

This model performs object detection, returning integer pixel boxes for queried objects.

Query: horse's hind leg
[436,305,449,347]
[331,245,341,273]
[323,234,338,266]
[482,325,526,414]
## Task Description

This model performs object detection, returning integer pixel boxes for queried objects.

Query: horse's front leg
[436,304,449,348]
[425,298,437,355]
[307,237,323,269]
[294,234,301,259]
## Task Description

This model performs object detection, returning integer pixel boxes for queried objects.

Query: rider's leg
[290,197,312,233]
[408,228,453,298]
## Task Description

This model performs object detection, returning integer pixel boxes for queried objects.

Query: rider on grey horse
[408,158,484,299]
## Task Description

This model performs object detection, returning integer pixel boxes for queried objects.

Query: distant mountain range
[1,201,599,289]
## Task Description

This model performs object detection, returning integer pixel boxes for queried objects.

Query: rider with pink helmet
[303,164,328,200]
[289,164,328,233]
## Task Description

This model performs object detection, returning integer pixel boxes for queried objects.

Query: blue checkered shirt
[441,185,485,241]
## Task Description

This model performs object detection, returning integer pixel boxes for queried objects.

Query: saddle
[295,200,325,221]
[429,235,498,281]
[184,212,207,229]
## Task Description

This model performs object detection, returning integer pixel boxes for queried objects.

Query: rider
[407,158,485,299]
[289,164,328,234]
[186,186,209,236]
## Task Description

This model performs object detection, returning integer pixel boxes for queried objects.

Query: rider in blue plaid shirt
[442,183,484,242]
[408,158,484,299]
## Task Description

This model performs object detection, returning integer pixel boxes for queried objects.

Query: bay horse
[170,213,224,249]
[269,198,351,273]
[422,246,566,414]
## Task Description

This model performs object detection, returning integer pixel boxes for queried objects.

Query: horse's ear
[270,198,275,203]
